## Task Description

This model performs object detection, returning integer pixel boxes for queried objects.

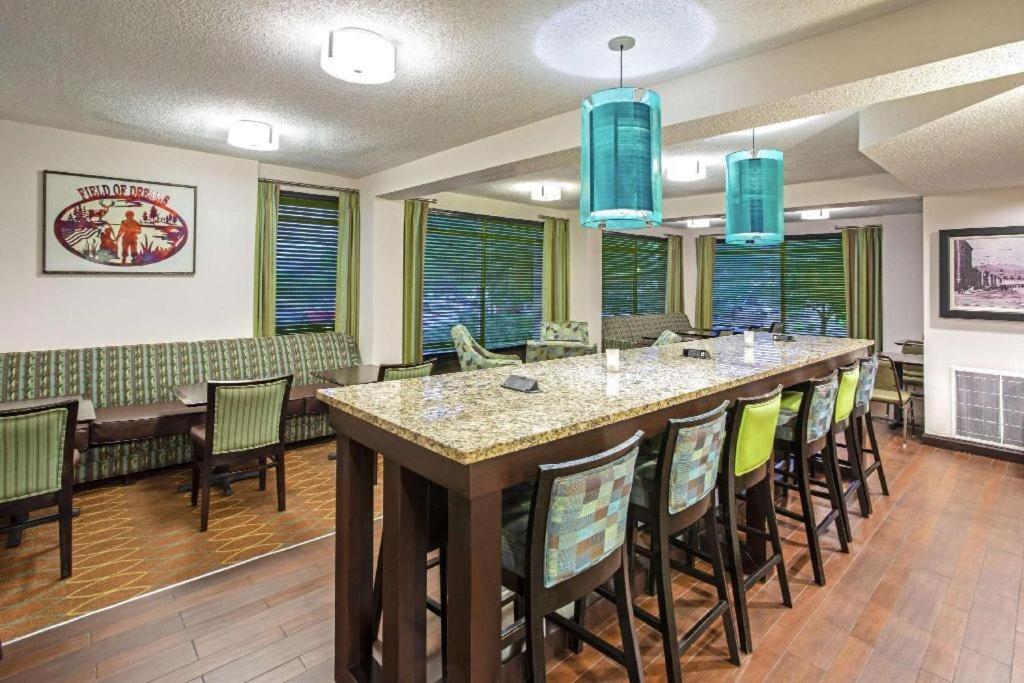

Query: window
[422,210,543,355]
[602,233,668,316]
[275,191,339,335]
[712,234,847,335]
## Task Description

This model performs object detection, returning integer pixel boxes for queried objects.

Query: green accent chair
[450,324,522,371]
[525,321,599,363]
[0,398,79,579]
[719,386,791,653]
[651,330,684,347]
[377,360,435,381]
[189,376,292,532]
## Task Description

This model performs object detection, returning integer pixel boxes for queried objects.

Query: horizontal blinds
[712,235,847,335]
[275,191,338,335]
[423,210,543,355]
[602,233,668,316]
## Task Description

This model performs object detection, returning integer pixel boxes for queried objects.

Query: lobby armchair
[525,320,599,363]
[451,324,522,371]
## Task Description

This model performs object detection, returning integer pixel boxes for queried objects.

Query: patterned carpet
[0,439,361,643]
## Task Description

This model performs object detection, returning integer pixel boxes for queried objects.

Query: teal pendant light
[724,128,784,245]
[580,36,662,229]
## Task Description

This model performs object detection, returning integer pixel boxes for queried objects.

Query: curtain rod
[536,214,564,220]
[259,177,358,194]
[832,224,883,231]
[411,197,438,204]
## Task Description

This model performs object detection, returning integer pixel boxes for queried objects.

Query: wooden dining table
[320,333,872,682]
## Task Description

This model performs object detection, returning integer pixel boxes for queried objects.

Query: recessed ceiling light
[686,218,711,228]
[531,184,562,201]
[799,209,830,220]
[665,157,707,182]
[227,120,278,151]
[321,27,396,84]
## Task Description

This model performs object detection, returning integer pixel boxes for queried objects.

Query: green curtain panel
[842,226,883,351]
[335,190,361,340]
[542,217,571,322]
[665,234,685,314]
[253,181,279,337]
[695,235,716,329]
[402,200,430,363]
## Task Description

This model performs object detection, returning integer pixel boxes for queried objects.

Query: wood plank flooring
[2,423,1024,682]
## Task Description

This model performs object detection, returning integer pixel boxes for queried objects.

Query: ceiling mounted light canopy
[580,36,662,229]
[665,156,707,182]
[799,208,830,220]
[321,27,396,84]
[227,120,278,151]
[686,218,711,228]
[531,183,562,202]
[724,128,783,245]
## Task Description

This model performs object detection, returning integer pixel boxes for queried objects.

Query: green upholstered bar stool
[822,363,870,544]
[625,401,740,682]
[451,324,522,371]
[189,376,292,532]
[652,330,684,346]
[499,433,645,682]
[0,398,79,579]
[719,386,792,654]
[850,356,890,502]
[773,372,850,586]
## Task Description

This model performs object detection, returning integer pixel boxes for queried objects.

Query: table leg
[445,489,502,683]
[334,434,376,682]
[382,460,428,683]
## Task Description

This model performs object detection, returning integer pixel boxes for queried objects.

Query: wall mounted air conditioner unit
[951,366,1024,451]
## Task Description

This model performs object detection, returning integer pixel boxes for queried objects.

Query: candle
[606,348,621,372]
[743,330,756,347]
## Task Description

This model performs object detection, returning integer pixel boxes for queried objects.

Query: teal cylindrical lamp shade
[580,87,662,229]
[724,149,784,245]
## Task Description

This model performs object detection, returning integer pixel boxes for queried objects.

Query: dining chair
[0,398,79,578]
[850,356,889,501]
[189,375,292,532]
[450,324,522,371]
[652,330,684,346]
[873,356,915,446]
[625,401,740,682]
[773,372,850,586]
[377,359,435,381]
[719,385,791,653]
[900,340,924,390]
[499,432,644,682]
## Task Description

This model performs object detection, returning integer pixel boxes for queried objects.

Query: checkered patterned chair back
[855,355,879,410]
[537,433,640,588]
[804,377,839,443]
[662,403,728,513]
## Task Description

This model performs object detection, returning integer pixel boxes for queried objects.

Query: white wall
[922,187,1024,439]
[0,119,356,353]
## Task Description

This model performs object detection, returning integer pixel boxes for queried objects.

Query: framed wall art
[939,226,1024,322]
[43,170,197,274]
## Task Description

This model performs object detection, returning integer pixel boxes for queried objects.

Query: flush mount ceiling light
[227,120,278,151]
[531,184,562,202]
[686,218,711,228]
[580,36,662,229]
[799,208,830,220]
[665,157,707,182]
[321,27,396,84]
[724,127,784,246]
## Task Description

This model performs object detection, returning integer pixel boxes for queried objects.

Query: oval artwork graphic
[53,197,189,267]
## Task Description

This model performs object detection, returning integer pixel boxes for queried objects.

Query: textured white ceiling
[0,0,923,177]
[459,111,884,209]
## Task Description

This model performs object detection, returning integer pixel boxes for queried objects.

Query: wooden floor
[2,423,1023,682]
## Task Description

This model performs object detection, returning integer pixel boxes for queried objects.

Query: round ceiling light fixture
[665,156,707,182]
[799,208,830,220]
[227,120,279,151]
[686,218,711,228]
[531,183,562,202]
[321,27,396,84]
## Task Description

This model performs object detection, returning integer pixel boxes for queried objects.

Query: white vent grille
[953,368,1024,450]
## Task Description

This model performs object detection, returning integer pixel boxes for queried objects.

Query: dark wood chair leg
[613,547,643,683]
[761,479,792,607]
[372,541,384,638]
[723,494,752,653]
[525,594,547,682]
[199,458,212,532]
[653,526,683,683]
[821,445,851,553]
[439,545,448,679]
[826,432,853,543]
[190,459,199,508]
[258,455,267,491]
[568,597,587,654]
[703,504,740,665]
[58,491,73,579]
[864,416,890,496]
[795,453,825,586]
[845,425,872,516]
[276,449,286,512]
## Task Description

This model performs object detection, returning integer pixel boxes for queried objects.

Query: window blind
[275,191,339,335]
[712,234,847,335]
[423,209,543,355]
[602,233,668,316]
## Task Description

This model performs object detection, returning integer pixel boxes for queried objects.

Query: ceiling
[0,0,924,177]
[458,111,885,209]
[662,197,924,229]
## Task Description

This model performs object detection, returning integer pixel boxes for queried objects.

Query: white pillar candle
[743,330,756,347]
[606,348,621,372]
[605,373,621,397]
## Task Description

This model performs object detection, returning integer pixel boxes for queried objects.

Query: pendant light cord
[619,46,624,88]
[752,126,756,152]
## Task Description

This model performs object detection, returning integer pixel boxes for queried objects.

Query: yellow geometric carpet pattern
[0,440,341,643]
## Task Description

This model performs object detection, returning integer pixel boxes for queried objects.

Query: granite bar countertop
[319,334,872,465]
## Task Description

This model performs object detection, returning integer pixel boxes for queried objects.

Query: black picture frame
[939,225,1024,322]
[42,170,198,275]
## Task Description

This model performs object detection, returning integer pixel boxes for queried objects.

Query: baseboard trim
[921,433,1024,464]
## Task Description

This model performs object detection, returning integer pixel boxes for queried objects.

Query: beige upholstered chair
[873,357,914,445]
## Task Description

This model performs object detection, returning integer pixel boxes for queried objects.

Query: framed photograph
[43,170,197,274]
[939,226,1024,322]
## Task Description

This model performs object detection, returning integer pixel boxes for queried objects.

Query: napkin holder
[502,375,540,393]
